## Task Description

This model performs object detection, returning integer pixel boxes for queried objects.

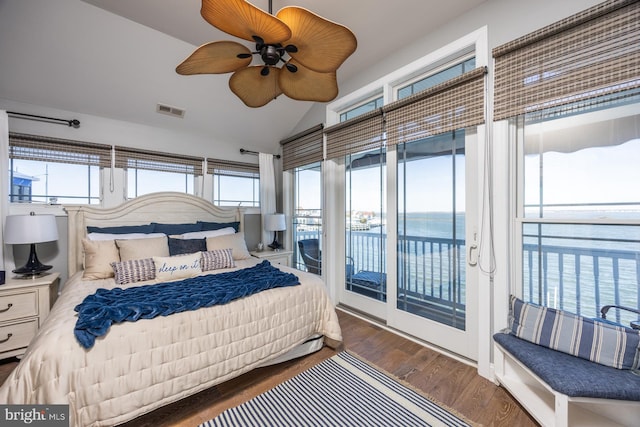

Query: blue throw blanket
[74,260,299,349]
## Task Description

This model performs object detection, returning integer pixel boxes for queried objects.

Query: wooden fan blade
[229,66,283,108]
[176,41,252,75]
[201,0,291,44]
[277,7,357,73]
[279,59,338,102]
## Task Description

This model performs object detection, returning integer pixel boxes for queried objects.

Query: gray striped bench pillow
[509,295,640,370]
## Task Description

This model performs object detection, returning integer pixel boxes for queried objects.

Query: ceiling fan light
[261,45,281,65]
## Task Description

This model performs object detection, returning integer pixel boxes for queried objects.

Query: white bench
[493,332,640,427]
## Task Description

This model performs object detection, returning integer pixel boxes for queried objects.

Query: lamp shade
[4,213,59,244]
[265,213,286,232]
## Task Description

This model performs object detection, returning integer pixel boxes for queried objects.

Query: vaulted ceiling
[0,0,486,151]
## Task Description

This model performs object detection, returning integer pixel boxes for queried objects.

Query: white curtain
[259,152,276,246]
[0,110,15,274]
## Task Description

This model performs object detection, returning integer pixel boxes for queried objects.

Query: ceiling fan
[176,0,357,108]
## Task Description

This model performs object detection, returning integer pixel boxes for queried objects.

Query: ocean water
[351,211,640,324]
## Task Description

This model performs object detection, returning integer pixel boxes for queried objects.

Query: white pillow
[87,232,166,241]
[116,236,169,261]
[174,227,236,240]
[153,253,202,281]
[206,232,251,260]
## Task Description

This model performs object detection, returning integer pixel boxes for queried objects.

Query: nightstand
[250,249,293,267]
[0,272,59,359]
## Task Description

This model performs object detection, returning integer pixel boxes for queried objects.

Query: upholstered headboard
[64,192,244,277]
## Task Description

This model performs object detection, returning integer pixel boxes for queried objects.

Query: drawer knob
[0,333,13,344]
[0,303,13,313]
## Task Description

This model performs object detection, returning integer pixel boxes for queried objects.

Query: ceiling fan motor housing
[261,45,281,65]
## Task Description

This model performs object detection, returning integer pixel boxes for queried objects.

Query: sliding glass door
[345,147,387,303]
[390,129,479,360]
[397,130,466,328]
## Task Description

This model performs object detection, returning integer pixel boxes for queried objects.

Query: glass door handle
[468,244,478,266]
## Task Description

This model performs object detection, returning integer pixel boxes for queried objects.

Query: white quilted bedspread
[0,259,342,426]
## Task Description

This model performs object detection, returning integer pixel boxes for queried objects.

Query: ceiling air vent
[156,103,185,118]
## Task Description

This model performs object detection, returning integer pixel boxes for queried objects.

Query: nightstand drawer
[0,319,38,353]
[268,255,289,266]
[0,291,38,322]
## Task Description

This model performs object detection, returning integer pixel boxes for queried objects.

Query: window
[340,96,383,122]
[292,162,322,272]
[516,103,640,325]
[127,165,195,198]
[326,104,387,300]
[115,147,202,199]
[493,0,640,327]
[397,57,475,100]
[9,133,107,204]
[281,124,324,274]
[208,160,259,207]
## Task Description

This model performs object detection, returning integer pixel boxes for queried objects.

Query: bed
[0,192,342,426]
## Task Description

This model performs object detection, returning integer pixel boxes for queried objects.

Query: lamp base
[12,265,52,277]
[268,232,283,250]
[268,241,283,250]
[12,243,53,278]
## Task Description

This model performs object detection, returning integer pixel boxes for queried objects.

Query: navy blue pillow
[87,223,154,234]
[198,221,240,232]
[168,238,207,256]
[152,222,202,235]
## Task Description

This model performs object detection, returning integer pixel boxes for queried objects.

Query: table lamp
[4,212,58,277]
[265,213,286,250]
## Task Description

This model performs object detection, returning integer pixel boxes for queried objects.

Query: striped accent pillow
[509,295,640,370]
[111,258,156,285]
[201,249,235,271]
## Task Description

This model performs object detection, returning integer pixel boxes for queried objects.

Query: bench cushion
[494,332,640,400]
[510,296,640,370]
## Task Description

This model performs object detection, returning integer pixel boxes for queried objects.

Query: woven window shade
[207,159,259,178]
[325,109,385,160]
[115,146,203,175]
[493,0,640,121]
[383,67,487,147]
[9,132,112,167]
[281,124,324,170]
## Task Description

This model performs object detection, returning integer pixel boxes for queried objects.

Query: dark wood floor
[0,309,538,426]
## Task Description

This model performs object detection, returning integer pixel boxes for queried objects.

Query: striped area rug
[201,351,474,427]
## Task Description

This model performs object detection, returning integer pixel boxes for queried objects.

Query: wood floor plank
[0,309,538,426]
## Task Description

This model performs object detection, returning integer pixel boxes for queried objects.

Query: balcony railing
[523,243,640,326]
[294,230,640,328]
